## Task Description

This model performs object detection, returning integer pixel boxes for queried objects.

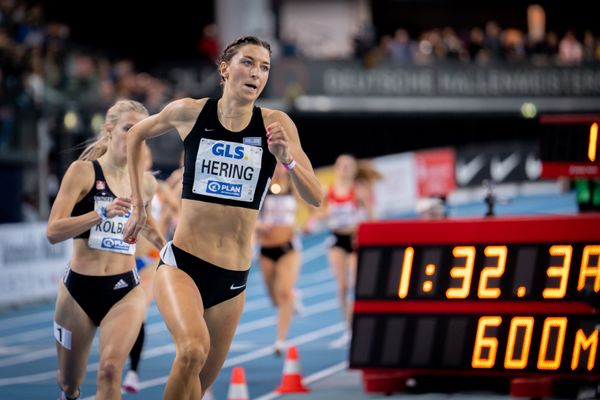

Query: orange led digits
[422,281,433,292]
[447,246,476,299]
[537,317,567,370]
[398,247,414,299]
[504,317,534,369]
[589,122,598,162]
[572,329,598,371]
[425,263,436,275]
[578,245,600,292]
[478,246,507,299]
[543,245,572,299]
[471,315,596,372]
[472,316,501,368]
[422,264,436,293]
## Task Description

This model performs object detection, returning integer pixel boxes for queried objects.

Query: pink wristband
[282,159,296,171]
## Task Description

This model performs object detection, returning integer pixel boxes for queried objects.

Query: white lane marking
[254,361,348,400]
[244,278,332,312]
[0,311,55,332]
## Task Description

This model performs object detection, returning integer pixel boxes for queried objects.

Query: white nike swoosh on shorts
[230,283,246,290]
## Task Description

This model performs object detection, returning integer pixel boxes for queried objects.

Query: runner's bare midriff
[70,240,135,275]
[173,199,258,270]
[258,225,295,247]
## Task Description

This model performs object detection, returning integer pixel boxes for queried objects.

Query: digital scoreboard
[350,215,600,393]
[539,114,599,178]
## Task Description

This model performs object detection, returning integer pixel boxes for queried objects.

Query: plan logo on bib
[101,237,131,252]
[206,180,243,197]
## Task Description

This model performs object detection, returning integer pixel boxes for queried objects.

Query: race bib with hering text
[192,138,263,202]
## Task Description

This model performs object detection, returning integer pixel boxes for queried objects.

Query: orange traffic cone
[227,366,249,400]
[276,346,310,393]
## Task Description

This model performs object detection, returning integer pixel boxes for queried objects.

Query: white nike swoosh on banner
[456,155,485,185]
[525,153,542,180]
[490,153,520,182]
[230,283,246,290]
[205,128,215,131]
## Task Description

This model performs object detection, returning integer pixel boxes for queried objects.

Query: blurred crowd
[352,21,599,68]
[0,0,188,153]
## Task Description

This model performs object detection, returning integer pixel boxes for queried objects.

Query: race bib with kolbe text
[88,196,135,255]
[193,138,263,202]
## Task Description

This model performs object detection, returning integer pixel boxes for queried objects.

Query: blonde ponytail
[79,100,149,161]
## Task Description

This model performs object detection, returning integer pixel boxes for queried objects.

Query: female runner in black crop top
[46,100,165,400]
[124,36,323,399]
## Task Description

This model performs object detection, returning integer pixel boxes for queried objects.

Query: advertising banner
[0,222,70,308]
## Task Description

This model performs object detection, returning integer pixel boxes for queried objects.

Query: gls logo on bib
[212,143,246,160]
